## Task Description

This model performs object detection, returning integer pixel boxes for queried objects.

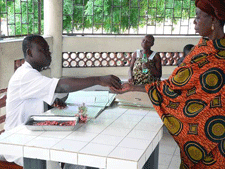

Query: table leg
[142,144,159,169]
[23,158,46,169]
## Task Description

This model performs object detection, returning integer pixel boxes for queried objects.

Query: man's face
[30,38,51,69]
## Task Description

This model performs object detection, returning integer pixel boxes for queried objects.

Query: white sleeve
[136,49,141,58]
[148,51,157,60]
[19,70,59,105]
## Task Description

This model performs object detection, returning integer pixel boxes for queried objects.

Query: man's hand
[52,98,67,109]
[99,75,122,89]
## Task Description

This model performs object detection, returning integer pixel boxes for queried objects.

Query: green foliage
[0,0,43,36]
[1,0,196,36]
[0,0,6,16]
[63,0,90,33]
[63,0,196,34]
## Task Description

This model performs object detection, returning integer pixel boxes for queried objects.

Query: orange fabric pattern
[145,37,225,168]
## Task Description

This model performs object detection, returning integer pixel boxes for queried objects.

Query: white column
[44,0,63,78]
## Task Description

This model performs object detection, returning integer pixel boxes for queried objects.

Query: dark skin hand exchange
[24,36,122,108]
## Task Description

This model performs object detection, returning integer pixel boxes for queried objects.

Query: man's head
[141,35,155,49]
[22,35,51,71]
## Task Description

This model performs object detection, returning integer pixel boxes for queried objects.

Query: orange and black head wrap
[195,0,225,21]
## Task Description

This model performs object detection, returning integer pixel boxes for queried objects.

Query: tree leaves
[63,0,196,34]
[1,0,196,36]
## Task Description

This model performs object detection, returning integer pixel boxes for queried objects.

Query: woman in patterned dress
[128,35,162,85]
[112,0,225,168]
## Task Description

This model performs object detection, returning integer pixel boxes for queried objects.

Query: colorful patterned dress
[145,37,225,168]
[133,50,160,85]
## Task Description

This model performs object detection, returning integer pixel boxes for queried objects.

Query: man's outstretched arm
[55,75,121,93]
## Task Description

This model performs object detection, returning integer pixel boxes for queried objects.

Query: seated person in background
[177,44,194,66]
[128,35,162,85]
[3,35,121,167]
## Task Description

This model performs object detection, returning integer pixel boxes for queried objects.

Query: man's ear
[26,48,32,57]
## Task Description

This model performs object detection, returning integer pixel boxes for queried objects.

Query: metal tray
[25,115,79,131]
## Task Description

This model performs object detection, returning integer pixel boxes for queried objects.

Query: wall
[62,35,200,78]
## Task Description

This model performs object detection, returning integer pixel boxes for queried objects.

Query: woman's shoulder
[148,51,157,60]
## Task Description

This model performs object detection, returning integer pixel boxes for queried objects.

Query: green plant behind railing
[63,0,196,34]
[1,0,196,36]
[0,0,43,37]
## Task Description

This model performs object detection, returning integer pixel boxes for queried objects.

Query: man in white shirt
[3,35,121,168]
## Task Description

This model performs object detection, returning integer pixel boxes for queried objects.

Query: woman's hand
[110,83,133,94]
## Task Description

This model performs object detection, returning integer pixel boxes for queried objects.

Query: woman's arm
[149,53,162,78]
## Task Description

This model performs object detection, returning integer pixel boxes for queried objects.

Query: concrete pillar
[44,0,63,78]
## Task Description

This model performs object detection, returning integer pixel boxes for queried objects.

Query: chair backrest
[0,115,6,134]
[0,160,23,169]
[0,89,23,169]
[0,88,7,134]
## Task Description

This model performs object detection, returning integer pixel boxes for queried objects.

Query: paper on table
[66,91,110,107]
[68,96,96,104]
[115,92,153,108]
[57,91,116,118]
[106,93,116,106]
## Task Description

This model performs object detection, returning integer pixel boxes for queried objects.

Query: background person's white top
[136,49,156,60]
[5,61,59,131]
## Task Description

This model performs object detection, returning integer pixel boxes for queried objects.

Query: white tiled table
[0,105,163,169]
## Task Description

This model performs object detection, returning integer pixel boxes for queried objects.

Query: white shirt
[5,61,59,131]
[3,61,59,166]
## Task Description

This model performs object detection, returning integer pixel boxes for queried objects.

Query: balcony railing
[0,0,42,38]
[63,0,197,36]
[62,51,183,68]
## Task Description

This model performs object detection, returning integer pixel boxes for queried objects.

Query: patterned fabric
[145,37,225,168]
[133,52,160,85]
